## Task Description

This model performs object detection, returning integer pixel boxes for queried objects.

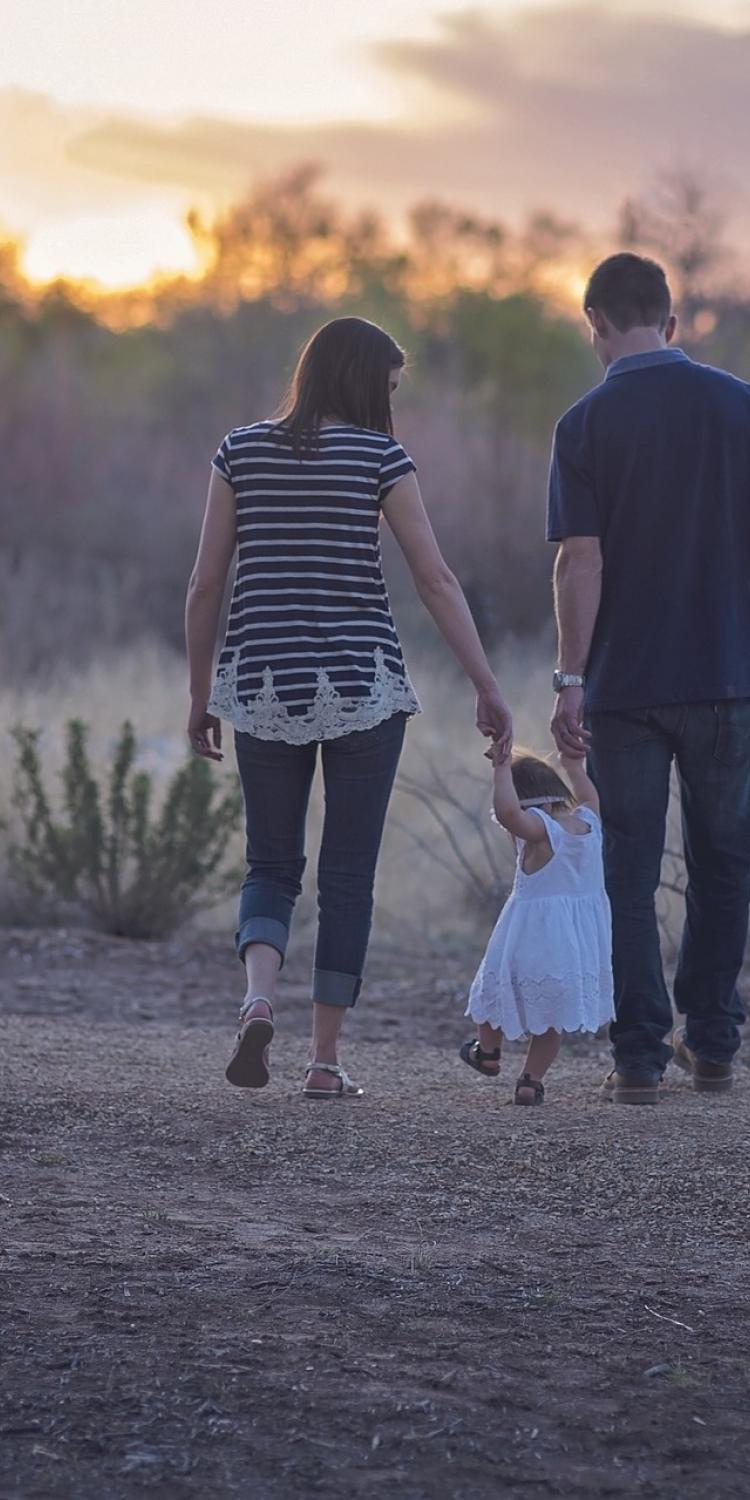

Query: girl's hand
[484,740,511,768]
[188,700,223,762]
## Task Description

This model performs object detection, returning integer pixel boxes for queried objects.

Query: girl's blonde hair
[511,748,575,811]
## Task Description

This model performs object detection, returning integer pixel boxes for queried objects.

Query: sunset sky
[4,0,750,286]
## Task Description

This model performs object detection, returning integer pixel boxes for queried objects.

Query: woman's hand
[476,687,513,758]
[188,700,223,762]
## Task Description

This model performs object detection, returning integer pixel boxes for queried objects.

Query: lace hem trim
[208,647,421,744]
[466,969,614,1039]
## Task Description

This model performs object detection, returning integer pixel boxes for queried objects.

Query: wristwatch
[553,671,585,693]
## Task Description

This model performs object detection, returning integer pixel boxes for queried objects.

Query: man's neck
[603,328,669,369]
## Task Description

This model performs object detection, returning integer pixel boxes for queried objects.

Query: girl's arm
[489,749,550,843]
[184,469,237,761]
[559,752,600,815]
[382,472,512,755]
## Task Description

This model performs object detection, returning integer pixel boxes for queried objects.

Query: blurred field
[0,633,550,947]
[0,629,690,969]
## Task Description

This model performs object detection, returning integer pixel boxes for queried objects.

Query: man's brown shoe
[600,1068,662,1105]
[672,1027,733,1094]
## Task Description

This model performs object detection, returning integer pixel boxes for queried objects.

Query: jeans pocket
[334,712,407,754]
[713,700,750,766]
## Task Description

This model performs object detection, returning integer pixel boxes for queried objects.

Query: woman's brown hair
[274,316,406,455]
[511,749,576,811]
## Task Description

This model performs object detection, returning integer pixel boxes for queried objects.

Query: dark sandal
[460,1040,501,1077]
[514,1072,545,1106]
[225,999,274,1089]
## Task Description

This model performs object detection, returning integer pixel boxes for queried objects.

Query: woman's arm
[185,469,237,761]
[487,746,549,843]
[558,752,600,815]
[382,472,512,753]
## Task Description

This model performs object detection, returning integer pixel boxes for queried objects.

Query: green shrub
[6,720,243,938]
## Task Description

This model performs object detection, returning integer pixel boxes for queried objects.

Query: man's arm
[551,536,603,757]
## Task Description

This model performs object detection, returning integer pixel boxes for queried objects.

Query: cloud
[373,4,750,216]
[3,4,750,246]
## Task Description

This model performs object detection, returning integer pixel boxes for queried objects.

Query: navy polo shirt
[547,348,750,712]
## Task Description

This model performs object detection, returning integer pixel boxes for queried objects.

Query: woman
[185,316,511,1099]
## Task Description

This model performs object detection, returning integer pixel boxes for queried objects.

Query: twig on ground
[644,1304,695,1333]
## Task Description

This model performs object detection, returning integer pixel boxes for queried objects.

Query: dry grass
[0,632,687,953]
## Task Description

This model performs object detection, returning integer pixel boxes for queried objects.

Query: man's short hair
[584,253,672,333]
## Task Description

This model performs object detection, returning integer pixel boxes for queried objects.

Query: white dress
[467,805,615,1039]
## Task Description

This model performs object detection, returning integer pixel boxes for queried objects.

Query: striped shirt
[207,421,421,743]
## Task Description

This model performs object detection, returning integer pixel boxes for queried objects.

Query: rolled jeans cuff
[312,968,362,1008]
[236,917,289,966]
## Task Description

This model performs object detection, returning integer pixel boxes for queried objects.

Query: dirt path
[1,929,749,1499]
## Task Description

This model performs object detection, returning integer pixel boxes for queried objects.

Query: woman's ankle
[241,994,273,1020]
[310,1045,338,1066]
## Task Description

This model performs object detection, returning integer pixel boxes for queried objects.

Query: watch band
[553,671,585,692]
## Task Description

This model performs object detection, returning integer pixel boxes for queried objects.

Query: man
[548,251,750,1104]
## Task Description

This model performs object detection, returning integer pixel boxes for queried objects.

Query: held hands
[187,699,223,762]
[484,740,510,769]
[550,684,589,760]
[476,685,513,761]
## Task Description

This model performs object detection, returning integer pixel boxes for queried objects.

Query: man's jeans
[588,701,750,1074]
[234,713,406,1008]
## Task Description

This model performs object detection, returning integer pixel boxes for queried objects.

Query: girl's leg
[308,714,406,1092]
[517,1028,562,1102]
[478,1021,503,1056]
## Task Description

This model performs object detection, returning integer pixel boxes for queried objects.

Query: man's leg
[673,701,750,1064]
[588,709,674,1077]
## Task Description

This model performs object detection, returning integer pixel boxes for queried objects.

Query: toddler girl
[461,746,614,1103]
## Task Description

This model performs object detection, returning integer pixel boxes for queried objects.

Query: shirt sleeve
[211,434,233,488]
[379,439,416,504]
[547,413,599,541]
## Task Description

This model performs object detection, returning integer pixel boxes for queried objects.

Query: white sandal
[302,1062,364,1101]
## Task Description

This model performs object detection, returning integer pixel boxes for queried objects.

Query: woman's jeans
[234,713,406,1008]
[588,701,750,1076]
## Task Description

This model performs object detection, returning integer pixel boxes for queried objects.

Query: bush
[5,720,243,938]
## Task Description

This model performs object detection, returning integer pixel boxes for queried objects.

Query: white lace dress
[467,806,614,1039]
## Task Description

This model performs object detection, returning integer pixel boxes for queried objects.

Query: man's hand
[551,685,589,758]
[188,700,223,762]
[476,687,513,759]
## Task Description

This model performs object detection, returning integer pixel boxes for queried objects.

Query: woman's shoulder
[324,425,407,455]
[223,420,276,446]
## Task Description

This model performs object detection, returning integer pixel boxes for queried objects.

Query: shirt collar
[605,347,690,380]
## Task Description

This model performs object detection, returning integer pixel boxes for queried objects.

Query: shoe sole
[600,1082,660,1105]
[673,1043,733,1093]
[693,1074,733,1094]
[225,1018,274,1089]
